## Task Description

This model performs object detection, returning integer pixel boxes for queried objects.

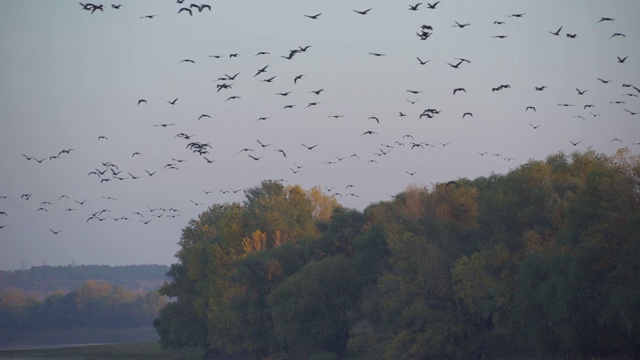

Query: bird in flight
[256,139,271,147]
[617,56,628,63]
[610,33,626,38]
[305,13,322,19]
[492,35,508,39]
[549,26,563,36]
[509,13,525,17]
[453,88,466,95]
[426,2,440,9]
[576,88,588,95]
[353,8,372,15]
[598,17,614,23]
[178,7,192,16]
[417,57,430,65]
[180,59,195,63]
[140,14,158,19]
[361,130,378,135]
[535,86,547,91]
[529,123,541,129]
[408,3,421,11]
[98,136,108,140]
[570,140,581,146]
[462,112,473,118]
[137,99,147,105]
[309,88,324,95]
[526,106,536,112]
[301,143,318,150]
[369,52,386,57]
[566,33,578,38]
[453,21,471,28]
[198,114,211,120]
[254,65,269,77]
[167,98,178,105]
[50,229,61,234]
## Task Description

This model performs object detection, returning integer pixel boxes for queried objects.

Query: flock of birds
[1,1,638,266]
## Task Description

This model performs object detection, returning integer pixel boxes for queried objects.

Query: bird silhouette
[417,57,430,65]
[180,59,195,63]
[535,86,547,91]
[566,33,578,38]
[453,88,466,95]
[178,7,192,16]
[610,33,626,38]
[597,17,614,23]
[529,123,541,129]
[426,2,440,9]
[549,26,563,36]
[353,8,371,15]
[167,98,178,105]
[409,3,421,11]
[617,56,628,63]
[576,88,588,95]
[462,112,473,118]
[304,13,322,19]
[526,106,536,112]
[98,136,108,140]
[50,229,61,234]
[453,21,471,28]
[254,65,269,77]
[301,143,318,150]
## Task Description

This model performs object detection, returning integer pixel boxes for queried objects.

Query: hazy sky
[0,0,639,270]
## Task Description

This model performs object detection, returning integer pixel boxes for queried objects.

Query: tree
[269,255,359,359]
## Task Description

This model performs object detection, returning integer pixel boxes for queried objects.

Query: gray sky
[0,0,638,270]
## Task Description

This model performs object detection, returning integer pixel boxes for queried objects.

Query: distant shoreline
[0,327,158,351]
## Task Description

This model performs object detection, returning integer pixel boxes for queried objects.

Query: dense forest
[0,280,166,329]
[0,264,169,296]
[154,148,640,359]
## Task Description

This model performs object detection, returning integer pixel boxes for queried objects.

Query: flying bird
[617,56,628,63]
[576,88,588,95]
[549,26,563,36]
[304,13,322,19]
[453,21,471,28]
[426,2,440,9]
[353,8,372,15]
[417,57,430,65]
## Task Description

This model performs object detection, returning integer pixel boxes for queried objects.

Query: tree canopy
[155,150,640,359]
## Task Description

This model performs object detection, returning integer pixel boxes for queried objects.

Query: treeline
[0,264,169,295]
[154,149,640,359]
[0,280,166,329]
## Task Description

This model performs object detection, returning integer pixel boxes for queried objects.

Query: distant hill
[0,264,169,296]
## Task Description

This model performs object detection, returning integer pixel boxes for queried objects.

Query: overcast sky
[0,0,638,270]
